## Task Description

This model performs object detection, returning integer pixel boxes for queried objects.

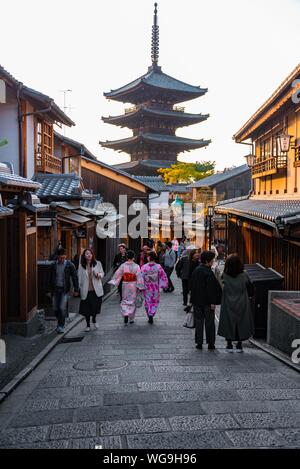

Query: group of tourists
[49,238,254,353]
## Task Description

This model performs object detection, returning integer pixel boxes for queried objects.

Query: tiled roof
[215,197,300,224]
[101,133,211,149]
[0,65,75,127]
[81,195,104,211]
[0,206,13,217]
[115,160,174,170]
[167,184,192,193]
[104,67,207,101]
[135,176,168,192]
[188,165,250,188]
[33,173,84,200]
[0,163,41,190]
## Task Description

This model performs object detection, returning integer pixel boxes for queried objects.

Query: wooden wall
[227,217,300,290]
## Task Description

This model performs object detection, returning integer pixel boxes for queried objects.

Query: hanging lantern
[244,153,255,168]
[277,133,291,153]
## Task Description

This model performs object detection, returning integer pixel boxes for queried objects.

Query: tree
[158,161,215,184]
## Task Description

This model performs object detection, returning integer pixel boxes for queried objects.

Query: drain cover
[73,358,128,372]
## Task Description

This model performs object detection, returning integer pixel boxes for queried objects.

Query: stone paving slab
[0,274,299,449]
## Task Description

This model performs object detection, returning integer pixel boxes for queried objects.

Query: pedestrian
[172,238,179,261]
[78,248,104,332]
[141,251,168,324]
[109,250,144,325]
[137,245,150,268]
[49,248,79,333]
[218,254,254,352]
[72,254,80,270]
[163,241,176,292]
[113,244,127,300]
[190,250,222,350]
[178,236,186,258]
[175,248,190,306]
[157,242,166,267]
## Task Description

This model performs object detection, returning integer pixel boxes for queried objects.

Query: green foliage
[158,161,215,184]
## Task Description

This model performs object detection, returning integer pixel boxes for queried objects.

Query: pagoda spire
[151,3,159,68]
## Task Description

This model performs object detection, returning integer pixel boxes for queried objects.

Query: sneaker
[124,316,128,325]
[56,326,64,334]
[85,327,90,332]
[195,344,202,350]
[208,344,216,350]
[148,315,153,324]
[93,323,99,330]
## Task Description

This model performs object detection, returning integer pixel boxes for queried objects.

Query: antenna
[59,89,72,136]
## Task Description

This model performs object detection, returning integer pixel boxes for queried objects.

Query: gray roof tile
[135,176,168,192]
[189,165,250,188]
[33,174,84,200]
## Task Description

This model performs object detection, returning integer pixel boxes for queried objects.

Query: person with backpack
[141,251,168,324]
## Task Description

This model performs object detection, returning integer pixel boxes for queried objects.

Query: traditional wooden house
[53,133,158,268]
[0,163,47,335]
[215,64,300,290]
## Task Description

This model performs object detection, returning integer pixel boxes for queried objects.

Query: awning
[37,218,52,227]
[58,212,91,226]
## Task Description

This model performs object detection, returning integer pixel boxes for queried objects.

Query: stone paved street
[0,277,299,449]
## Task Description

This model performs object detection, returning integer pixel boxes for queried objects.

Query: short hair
[118,243,127,249]
[166,241,172,249]
[224,254,244,278]
[148,251,157,262]
[200,250,215,265]
[57,248,66,257]
[126,250,135,260]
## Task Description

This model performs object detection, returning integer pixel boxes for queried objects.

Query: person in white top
[78,248,104,332]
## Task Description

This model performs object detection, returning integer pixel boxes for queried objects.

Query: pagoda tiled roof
[104,67,207,103]
[102,107,209,127]
[215,196,300,226]
[101,133,211,152]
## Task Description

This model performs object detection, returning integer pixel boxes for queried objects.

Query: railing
[252,156,287,178]
[294,147,300,167]
[35,151,62,174]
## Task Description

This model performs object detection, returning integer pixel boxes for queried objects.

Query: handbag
[135,290,144,308]
[183,311,194,328]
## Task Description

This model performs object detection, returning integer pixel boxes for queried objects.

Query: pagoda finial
[151,3,159,67]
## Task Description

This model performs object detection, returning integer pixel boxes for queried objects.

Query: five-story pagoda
[101,3,211,176]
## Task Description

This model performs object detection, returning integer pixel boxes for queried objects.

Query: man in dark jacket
[190,250,222,350]
[49,248,79,333]
[175,249,190,306]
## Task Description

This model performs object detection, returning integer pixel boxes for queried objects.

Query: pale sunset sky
[1,0,300,170]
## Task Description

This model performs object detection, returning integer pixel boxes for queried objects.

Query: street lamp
[207,205,214,250]
[245,153,255,168]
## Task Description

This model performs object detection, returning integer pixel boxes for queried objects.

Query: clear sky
[1,0,300,170]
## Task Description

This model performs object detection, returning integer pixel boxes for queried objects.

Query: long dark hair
[224,254,244,278]
[80,248,97,269]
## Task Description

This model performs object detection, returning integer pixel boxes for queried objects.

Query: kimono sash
[122,263,137,283]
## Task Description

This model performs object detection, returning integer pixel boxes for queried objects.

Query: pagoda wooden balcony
[35,151,62,174]
[251,156,287,179]
[294,147,300,167]
[124,106,137,114]
[173,106,185,112]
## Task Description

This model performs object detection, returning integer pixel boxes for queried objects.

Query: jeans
[53,288,68,328]
[164,266,174,290]
[194,305,216,346]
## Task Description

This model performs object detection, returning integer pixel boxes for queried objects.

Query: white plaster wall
[0,89,19,173]
[149,191,169,209]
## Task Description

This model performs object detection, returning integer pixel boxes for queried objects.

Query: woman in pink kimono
[141,251,168,324]
[109,250,144,325]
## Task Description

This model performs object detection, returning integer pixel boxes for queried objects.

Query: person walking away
[218,254,254,352]
[113,244,127,301]
[190,250,222,350]
[178,236,186,259]
[157,243,166,267]
[78,248,104,332]
[141,251,168,324]
[175,249,190,306]
[49,248,79,333]
[109,250,144,325]
[163,241,176,292]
